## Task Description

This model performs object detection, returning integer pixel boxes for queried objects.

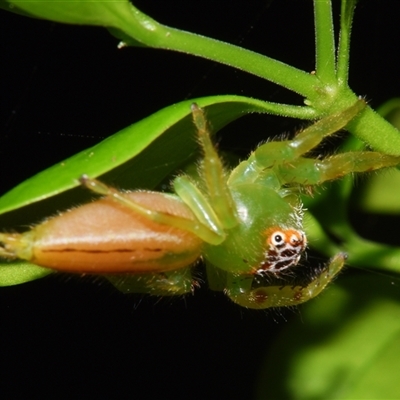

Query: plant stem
[348,105,400,155]
[119,4,319,99]
[314,0,336,84]
[337,0,358,86]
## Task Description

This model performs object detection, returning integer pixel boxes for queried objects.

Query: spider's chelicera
[1,100,400,309]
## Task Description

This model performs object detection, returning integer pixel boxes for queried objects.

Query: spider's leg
[189,103,238,229]
[0,233,26,259]
[277,151,400,185]
[253,100,366,168]
[173,104,240,243]
[79,175,221,244]
[173,176,226,244]
[225,253,346,309]
[107,268,196,296]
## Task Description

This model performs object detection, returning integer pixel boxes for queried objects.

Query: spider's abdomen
[4,192,203,274]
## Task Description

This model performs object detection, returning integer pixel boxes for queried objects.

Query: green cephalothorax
[203,184,305,275]
[2,101,400,309]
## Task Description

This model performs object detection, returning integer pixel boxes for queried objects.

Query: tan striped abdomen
[25,192,202,273]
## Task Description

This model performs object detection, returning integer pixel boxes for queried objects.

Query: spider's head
[257,227,307,274]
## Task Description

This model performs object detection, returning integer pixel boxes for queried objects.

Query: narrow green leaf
[0,95,286,216]
[0,261,52,286]
[7,0,133,27]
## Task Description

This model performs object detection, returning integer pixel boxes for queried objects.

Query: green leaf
[6,0,134,27]
[0,95,281,216]
[107,27,145,48]
[256,273,400,399]
[0,261,52,286]
[354,169,400,214]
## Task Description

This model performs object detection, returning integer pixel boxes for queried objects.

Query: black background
[1,1,400,399]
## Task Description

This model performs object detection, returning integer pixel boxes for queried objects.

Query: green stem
[337,0,358,85]
[314,0,336,84]
[348,105,400,155]
[9,0,400,152]
[230,98,318,119]
[117,4,319,99]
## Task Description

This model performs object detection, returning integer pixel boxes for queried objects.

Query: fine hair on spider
[1,100,400,309]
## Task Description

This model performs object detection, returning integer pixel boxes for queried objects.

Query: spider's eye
[271,231,285,246]
[290,234,300,245]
